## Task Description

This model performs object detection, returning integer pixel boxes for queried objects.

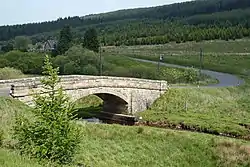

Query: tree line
[0,0,250,44]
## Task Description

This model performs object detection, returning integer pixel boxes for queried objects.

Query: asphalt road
[0,87,9,97]
[0,58,244,97]
[132,58,245,88]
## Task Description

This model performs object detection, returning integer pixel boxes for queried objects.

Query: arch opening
[74,93,129,117]
[74,93,134,125]
[95,93,128,114]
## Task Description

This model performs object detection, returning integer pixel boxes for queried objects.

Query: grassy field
[100,40,250,139]
[103,54,215,85]
[106,40,250,75]
[137,84,250,139]
[0,96,250,167]
[107,39,250,54]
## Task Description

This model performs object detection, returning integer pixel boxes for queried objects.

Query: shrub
[183,67,199,83]
[14,55,81,165]
[1,51,44,74]
[81,64,99,75]
[64,61,81,74]
[0,67,25,80]
[53,55,70,73]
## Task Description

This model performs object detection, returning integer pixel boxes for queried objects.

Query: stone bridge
[0,75,168,114]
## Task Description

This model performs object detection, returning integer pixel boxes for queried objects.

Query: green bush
[0,67,25,80]
[14,55,81,165]
[53,55,70,73]
[81,64,99,75]
[1,51,44,74]
[64,61,81,74]
[0,47,202,84]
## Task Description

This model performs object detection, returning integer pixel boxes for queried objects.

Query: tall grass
[0,148,43,167]
[1,97,250,167]
[138,82,250,139]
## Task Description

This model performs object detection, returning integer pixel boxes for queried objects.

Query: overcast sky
[0,0,190,26]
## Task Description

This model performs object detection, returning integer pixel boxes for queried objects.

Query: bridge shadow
[74,95,135,125]
[74,105,103,119]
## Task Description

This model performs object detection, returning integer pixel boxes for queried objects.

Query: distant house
[43,40,57,52]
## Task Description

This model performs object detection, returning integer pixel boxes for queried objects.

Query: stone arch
[68,88,130,114]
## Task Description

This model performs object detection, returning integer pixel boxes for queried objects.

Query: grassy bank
[137,82,250,139]
[1,97,250,167]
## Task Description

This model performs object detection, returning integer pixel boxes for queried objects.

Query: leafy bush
[53,55,70,73]
[0,47,202,84]
[183,67,199,83]
[81,64,99,75]
[0,51,44,74]
[14,55,81,165]
[64,61,81,74]
[0,67,25,80]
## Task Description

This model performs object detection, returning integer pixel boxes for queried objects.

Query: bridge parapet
[0,75,169,113]
[0,75,168,97]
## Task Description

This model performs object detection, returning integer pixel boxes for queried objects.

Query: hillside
[1,0,250,46]
[1,96,250,167]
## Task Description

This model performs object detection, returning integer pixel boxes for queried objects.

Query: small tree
[14,55,81,165]
[82,28,99,53]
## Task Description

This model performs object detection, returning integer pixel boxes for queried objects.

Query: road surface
[0,58,244,97]
[132,58,245,88]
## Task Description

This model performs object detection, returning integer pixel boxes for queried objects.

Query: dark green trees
[57,25,73,55]
[82,28,99,52]
[1,42,14,53]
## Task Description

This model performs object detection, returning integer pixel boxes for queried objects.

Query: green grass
[103,54,215,84]
[137,83,250,139]
[1,40,250,166]
[107,39,250,54]
[106,40,250,75]
[105,40,250,139]
[1,97,250,167]
[0,149,43,167]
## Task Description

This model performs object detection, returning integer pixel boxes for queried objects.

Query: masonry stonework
[0,75,169,114]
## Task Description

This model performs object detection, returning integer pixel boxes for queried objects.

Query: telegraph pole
[158,54,163,73]
[199,48,204,82]
[99,43,103,76]
[200,48,203,71]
